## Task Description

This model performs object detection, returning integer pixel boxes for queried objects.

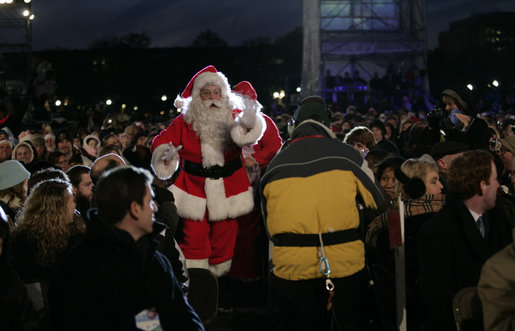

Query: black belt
[183,157,243,179]
[272,228,361,247]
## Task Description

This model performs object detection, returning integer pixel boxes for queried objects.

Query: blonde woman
[366,154,446,329]
[11,179,77,283]
[396,154,445,329]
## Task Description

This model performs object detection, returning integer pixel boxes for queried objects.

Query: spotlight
[466,84,473,91]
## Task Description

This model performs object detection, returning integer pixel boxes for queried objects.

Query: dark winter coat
[49,209,204,331]
[417,194,512,330]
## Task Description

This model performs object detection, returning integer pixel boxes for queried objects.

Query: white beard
[183,97,234,153]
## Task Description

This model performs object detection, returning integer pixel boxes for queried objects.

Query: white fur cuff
[151,144,179,180]
[230,113,265,147]
[186,258,209,269]
[209,259,232,277]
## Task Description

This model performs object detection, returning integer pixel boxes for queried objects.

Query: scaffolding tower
[0,0,33,94]
[301,0,428,107]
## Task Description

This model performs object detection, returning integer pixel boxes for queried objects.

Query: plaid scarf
[404,193,446,218]
[366,194,446,246]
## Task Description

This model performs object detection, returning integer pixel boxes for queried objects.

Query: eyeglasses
[200,89,221,97]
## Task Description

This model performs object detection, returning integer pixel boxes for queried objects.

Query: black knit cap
[441,86,478,116]
[431,141,469,161]
[294,96,331,127]
[55,129,73,144]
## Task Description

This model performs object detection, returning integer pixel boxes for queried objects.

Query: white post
[395,197,407,331]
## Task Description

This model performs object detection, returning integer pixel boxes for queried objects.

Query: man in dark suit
[417,149,512,330]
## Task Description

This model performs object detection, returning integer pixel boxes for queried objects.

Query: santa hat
[232,81,263,112]
[232,81,257,101]
[174,65,230,108]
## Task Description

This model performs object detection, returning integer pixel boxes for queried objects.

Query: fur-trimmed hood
[11,141,35,164]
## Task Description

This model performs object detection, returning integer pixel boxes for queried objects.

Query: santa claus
[229,81,283,279]
[151,66,265,276]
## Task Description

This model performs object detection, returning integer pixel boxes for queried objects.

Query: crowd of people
[0,64,514,330]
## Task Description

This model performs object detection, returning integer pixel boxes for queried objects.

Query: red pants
[179,216,238,265]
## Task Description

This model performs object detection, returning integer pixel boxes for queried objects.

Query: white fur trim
[204,178,254,221]
[186,258,209,269]
[230,113,265,147]
[174,94,184,109]
[151,144,179,180]
[170,185,207,221]
[191,72,230,101]
[209,259,232,277]
[200,142,225,168]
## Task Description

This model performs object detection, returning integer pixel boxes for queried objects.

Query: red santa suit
[151,66,265,276]
[229,82,283,279]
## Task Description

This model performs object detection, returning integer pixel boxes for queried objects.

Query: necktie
[477,216,485,238]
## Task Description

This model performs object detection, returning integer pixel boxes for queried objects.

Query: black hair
[94,166,153,225]
[67,165,91,187]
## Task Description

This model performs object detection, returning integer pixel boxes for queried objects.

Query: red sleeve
[251,114,282,166]
[151,115,184,153]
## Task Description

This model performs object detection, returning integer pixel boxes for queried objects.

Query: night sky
[29,0,515,51]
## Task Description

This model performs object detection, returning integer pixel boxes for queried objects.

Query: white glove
[162,143,182,162]
[237,110,257,129]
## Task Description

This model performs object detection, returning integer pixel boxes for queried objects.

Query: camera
[426,106,446,123]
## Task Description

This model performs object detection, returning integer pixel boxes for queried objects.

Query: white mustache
[202,99,222,108]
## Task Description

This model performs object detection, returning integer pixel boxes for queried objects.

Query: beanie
[500,135,515,155]
[294,96,331,127]
[0,160,30,190]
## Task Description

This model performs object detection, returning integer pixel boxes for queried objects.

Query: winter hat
[441,86,477,116]
[431,141,469,161]
[174,65,230,108]
[44,133,55,141]
[12,141,35,164]
[232,81,263,112]
[294,96,331,127]
[31,133,45,148]
[55,129,73,144]
[500,135,515,155]
[233,81,257,101]
[83,134,101,148]
[371,139,400,156]
[0,160,30,190]
[0,139,12,149]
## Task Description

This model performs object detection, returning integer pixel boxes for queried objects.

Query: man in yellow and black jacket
[260,96,384,331]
